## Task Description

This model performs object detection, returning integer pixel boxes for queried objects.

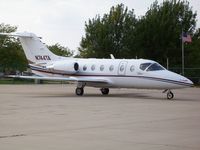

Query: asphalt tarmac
[0,84,200,150]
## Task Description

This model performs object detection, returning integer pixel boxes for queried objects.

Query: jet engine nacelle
[47,61,79,74]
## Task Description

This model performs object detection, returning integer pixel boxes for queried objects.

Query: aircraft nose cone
[179,76,194,87]
[185,78,194,86]
[165,70,194,87]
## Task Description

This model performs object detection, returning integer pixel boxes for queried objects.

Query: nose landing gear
[163,89,174,100]
[167,91,174,100]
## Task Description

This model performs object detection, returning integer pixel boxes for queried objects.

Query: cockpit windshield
[140,63,152,71]
[146,63,165,71]
[140,62,165,71]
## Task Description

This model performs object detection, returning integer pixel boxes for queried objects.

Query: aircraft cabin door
[118,61,128,75]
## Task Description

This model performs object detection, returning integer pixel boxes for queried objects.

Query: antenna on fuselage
[110,54,115,59]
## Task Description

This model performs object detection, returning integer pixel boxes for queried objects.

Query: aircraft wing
[7,75,111,84]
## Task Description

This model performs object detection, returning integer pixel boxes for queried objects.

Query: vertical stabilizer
[18,32,60,64]
[0,32,62,64]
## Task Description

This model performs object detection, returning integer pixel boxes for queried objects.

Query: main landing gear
[163,89,174,100]
[76,82,85,96]
[100,88,109,95]
[76,87,84,96]
[75,83,110,96]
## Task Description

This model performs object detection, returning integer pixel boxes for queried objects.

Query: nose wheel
[163,89,174,100]
[167,91,174,100]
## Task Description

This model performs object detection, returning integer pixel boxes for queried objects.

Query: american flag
[182,33,192,43]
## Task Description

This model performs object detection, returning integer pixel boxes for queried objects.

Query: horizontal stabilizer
[0,32,34,38]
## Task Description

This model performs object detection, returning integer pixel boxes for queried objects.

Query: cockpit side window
[147,63,165,71]
[140,63,152,71]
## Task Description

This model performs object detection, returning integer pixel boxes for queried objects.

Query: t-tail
[0,32,64,65]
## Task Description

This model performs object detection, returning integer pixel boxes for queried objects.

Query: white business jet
[0,32,193,99]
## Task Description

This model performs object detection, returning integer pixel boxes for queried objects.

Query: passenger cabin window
[147,63,165,71]
[100,65,104,71]
[83,65,87,71]
[130,65,135,72]
[109,65,114,71]
[91,65,95,71]
[140,63,152,71]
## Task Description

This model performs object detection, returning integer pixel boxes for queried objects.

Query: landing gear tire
[101,88,109,95]
[76,88,84,96]
[167,91,174,100]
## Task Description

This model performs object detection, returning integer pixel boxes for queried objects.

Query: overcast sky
[0,0,199,51]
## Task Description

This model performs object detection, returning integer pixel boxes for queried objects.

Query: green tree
[0,23,27,74]
[135,0,197,67]
[79,4,137,58]
[48,43,73,57]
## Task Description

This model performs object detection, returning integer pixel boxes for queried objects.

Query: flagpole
[181,28,185,76]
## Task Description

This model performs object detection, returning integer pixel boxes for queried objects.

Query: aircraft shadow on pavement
[27,91,199,102]
[29,92,168,101]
